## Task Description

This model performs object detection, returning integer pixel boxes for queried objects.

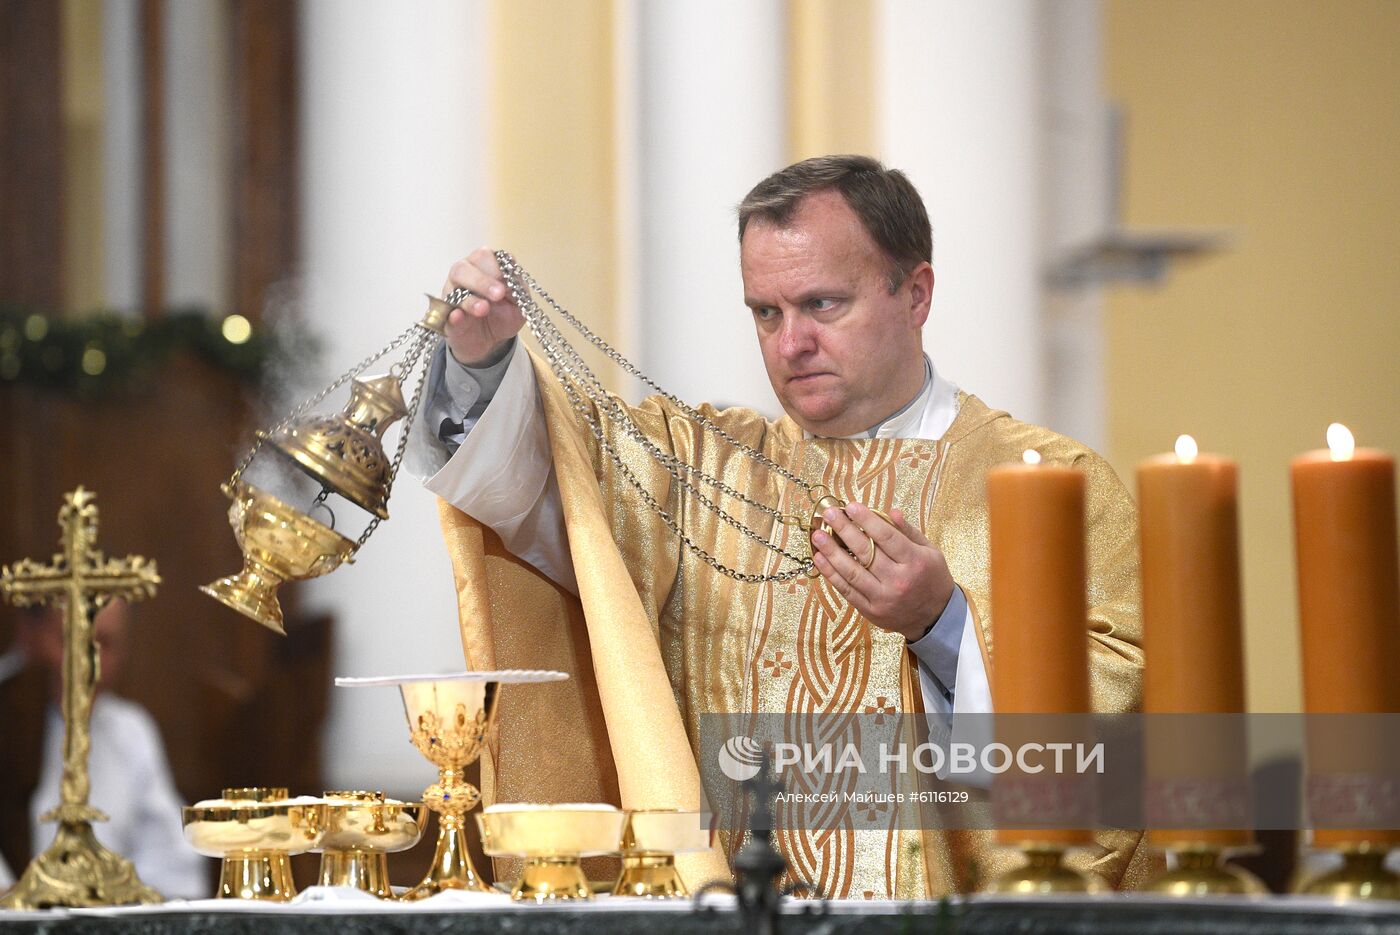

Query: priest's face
[741,189,932,437]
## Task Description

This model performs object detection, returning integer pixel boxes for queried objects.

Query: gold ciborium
[203,296,454,633]
[313,791,425,898]
[335,670,567,900]
[181,787,325,901]
[613,809,710,898]
[200,483,356,635]
[477,804,625,901]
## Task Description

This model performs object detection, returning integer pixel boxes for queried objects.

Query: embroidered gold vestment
[436,351,1157,897]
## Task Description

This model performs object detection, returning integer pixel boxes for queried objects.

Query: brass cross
[0,487,162,908]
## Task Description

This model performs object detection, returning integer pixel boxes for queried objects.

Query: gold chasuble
[436,351,1156,898]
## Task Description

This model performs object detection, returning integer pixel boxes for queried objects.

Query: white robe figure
[27,694,206,899]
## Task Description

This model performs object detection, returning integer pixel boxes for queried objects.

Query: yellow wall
[490,0,622,390]
[1105,1,1400,712]
[787,0,875,161]
[61,0,105,313]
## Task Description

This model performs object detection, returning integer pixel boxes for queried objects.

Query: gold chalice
[200,482,356,635]
[181,787,325,901]
[312,790,425,898]
[334,670,568,900]
[477,804,624,901]
[613,809,710,898]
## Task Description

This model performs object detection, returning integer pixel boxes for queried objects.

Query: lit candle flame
[1327,422,1355,461]
[1175,434,1198,462]
[1022,449,1042,465]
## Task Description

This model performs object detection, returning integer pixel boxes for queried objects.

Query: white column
[877,0,1045,425]
[162,0,230,311]
[1042,0,1108,450]
[632,0,786,415]
[102,0,143,312]
[300,0,490,796]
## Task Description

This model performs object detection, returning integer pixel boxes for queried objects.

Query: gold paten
[0,488,162,910]
[200,482,356,634]
[1144,847,1267,896]
[203,294,448,632]
[398,679,501,899]
[313,790,424,898]
[182,787,325,901]
[984,847,1104,895]
[1295,845,1400,899]
[477,806,624,902]
[612,809,710,899]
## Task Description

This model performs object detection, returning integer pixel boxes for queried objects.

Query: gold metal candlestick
[0,488,162,909]
[1145,847,1267,896]
[1296,844,1400,899]
[985,846,1103,895]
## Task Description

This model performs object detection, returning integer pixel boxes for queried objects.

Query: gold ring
[861,537,877,569]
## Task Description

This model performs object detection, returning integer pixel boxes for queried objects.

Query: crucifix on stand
[0,487,162,909]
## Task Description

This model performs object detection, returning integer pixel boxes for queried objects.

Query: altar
[4,894,1400,935]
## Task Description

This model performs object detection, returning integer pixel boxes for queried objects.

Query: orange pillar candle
[1138,435,1246,714]
[1291,423,1400,714]
[1137,434,1248,848]
[1292,423,1400,849]
[988,450,1091,848]
[988,449,1091,714]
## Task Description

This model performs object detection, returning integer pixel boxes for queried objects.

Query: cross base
[0,820,161,909]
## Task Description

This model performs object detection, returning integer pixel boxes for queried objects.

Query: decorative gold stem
[399,766,491,899]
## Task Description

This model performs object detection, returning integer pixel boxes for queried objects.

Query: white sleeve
[918,606,994,786]
[420,341,576,593]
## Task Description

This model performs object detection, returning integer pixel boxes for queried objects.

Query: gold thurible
[202,296,451,633]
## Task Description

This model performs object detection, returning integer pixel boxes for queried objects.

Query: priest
[409,155,1151,897]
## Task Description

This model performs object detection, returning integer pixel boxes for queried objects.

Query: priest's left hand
[810,503,954,642]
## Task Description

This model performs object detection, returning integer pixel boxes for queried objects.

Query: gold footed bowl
[1296,845,1400,899]
[985,845,1105,895]
[181,787,325,901]
[200,482,356,635]
[313,791,425,899]
[613,809,711,899]
[478,804,624,902]
[1144,847,1267,896]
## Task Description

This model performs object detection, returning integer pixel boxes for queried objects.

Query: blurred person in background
[0,600,204,899]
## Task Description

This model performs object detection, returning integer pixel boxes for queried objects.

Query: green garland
[0,307,297,396]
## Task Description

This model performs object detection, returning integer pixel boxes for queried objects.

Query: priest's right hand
[441,248,525,366]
